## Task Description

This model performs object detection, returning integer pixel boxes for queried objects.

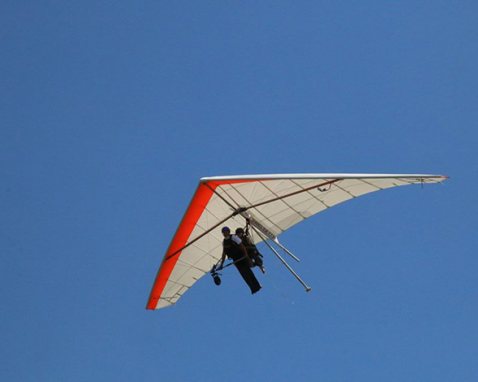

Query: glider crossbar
[245,178,342,211]
[212,178,342,217]
[203,182,238,210]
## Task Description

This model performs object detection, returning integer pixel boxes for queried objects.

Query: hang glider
[147,173,447,310]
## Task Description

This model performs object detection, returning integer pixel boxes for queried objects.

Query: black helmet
[235,228,244,235]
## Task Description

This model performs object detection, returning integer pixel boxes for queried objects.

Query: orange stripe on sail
[146,179,259,309]
[146,183,215,309]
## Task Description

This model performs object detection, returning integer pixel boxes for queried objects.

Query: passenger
[219,226,261,294]
[235,227,265,273]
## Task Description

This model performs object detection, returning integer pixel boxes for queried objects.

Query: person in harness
[219,226,262,294]
[235,227,265,274]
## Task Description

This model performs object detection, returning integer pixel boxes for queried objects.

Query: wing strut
[273,237,301,262]
[241,211,301,262]
[251,226,312,292]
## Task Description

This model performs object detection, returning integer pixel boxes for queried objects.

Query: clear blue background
[1,1,476,381]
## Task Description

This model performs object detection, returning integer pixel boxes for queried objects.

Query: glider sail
[147,173,447,309]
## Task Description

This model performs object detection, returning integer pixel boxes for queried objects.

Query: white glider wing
[147,173,447,309]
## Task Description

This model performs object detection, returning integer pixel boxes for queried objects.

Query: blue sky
[1,1,477,381]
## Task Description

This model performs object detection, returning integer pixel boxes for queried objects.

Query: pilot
[219,226,261,294]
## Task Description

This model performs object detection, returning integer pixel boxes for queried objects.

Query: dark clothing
[234,260,261,294]
[223,236,261,294]
[222,236,244,261]
[241,235,264,268]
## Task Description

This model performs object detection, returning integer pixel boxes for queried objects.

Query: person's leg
[235,261,261,293]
